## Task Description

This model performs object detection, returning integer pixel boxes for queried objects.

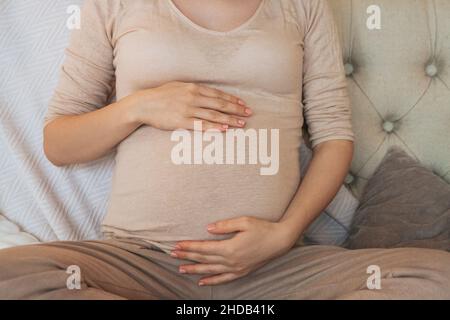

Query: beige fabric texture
[44,0,355,250]
[1,238,450,299]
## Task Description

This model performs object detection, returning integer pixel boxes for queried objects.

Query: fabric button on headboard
[320,0,450,199]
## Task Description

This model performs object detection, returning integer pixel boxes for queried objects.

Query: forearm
[43,94,142,166]
[279,140,354,241]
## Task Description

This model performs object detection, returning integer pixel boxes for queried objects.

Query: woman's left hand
[171,216,299,286]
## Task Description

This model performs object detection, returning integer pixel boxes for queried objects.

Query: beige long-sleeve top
[45,0,354,251]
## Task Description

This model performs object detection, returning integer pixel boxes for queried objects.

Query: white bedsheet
[0,0,113,242]
[0,215,39,249]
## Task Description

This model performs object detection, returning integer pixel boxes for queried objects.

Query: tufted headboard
[318,0,450,199]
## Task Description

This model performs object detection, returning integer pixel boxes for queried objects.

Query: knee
[418,249,450,285]
[382,248,450,298]
[341,248,450,300]
[0,244,74,299]
[403,248,450,274]
[0,246,30,280]
[0,244,63,280]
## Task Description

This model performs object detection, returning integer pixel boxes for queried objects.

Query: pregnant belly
[103,95,303,242]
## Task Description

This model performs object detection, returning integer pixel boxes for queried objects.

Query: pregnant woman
[0,0,449,299]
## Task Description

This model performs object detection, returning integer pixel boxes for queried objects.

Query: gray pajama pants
[0,238,449,299]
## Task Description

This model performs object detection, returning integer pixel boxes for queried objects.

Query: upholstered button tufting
[382,120,395,133]
[425,64,438,77]
[344,63,354,76]
[345,173,355,184]
[431,168,441,177]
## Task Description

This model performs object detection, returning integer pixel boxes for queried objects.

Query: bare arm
[43,94,140,167]
[279,0,356,235]
[279,140,354,238]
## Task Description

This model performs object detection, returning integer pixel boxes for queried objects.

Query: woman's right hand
[129,81,253,131]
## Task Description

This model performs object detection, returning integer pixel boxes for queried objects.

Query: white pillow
[0,215,39,249]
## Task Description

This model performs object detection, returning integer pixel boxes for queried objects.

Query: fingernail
[207,223,216,231]
[179,268,186,273]
[222,124,229,129]
[238,120,246,126]
[170,251,178,258]
[198,281,205,286]
[238,99,246,105]
[174,244,182,250]
[245,108,252,115]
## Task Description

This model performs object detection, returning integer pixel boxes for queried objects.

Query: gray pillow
[345,146,450,250]
[300,141,359,246]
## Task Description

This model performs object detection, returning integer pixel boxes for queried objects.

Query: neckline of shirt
[166,0,267,36]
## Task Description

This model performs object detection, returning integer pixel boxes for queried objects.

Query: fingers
[198,272,241,286]
[182,119,228,132]
[170,250,227,264]
[175,240,227,255]
[197,85,244,106]
[190,107,246,128]
[173,83,253,131]
[178,264,234,275]
[195,96,252,118]
[196,260,267,286]
[207,216,253,234]
[196,87,252,117]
